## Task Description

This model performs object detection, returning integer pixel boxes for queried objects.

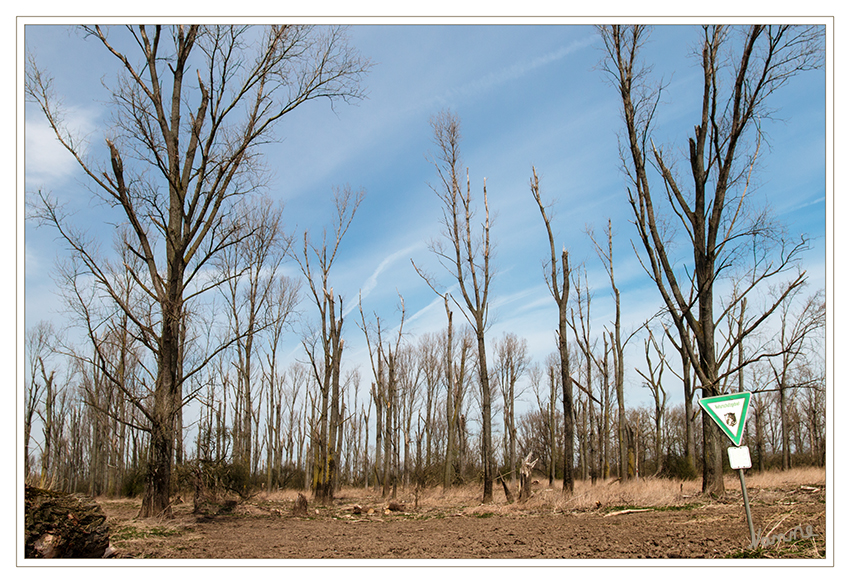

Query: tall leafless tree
[569,265,600,484]
[218,196,292,473]
[25,322,56,481]
[261,275,300,491]
[599,24,822,495]
[27,24,368,516]
[359,293,406,498]
[586,219,630,480]
[413,110,496,503]
[766,288,825,470]
[492,332,529,487]
[529,167,574,493]
[296,186,363,503]
[441,300,458,490]
[636,330,668,474]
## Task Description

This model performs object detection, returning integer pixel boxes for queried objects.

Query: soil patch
[100,484,826,560]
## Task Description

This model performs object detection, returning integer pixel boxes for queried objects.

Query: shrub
[120,466,147,498]
[176,458,257,509]
[660,453,699,481]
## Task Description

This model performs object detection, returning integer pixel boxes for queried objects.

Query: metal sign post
[700,393,756,548]
[729,446,756,548]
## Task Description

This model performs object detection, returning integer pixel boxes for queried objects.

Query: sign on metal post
[698,392,751,446]
[699,392,757,548]
[728,446,752,470]
[729,446,756,548]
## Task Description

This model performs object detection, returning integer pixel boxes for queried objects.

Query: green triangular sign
[699,392,751,446]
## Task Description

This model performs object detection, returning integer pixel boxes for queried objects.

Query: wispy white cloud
[404,282,461,331]
[26,120,79,186]
[343,241,424,317]
[778,195,826,217]
[25,106,101,189]
[428,33,597,110]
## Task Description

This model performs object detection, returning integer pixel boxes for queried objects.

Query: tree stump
[518,453,538,502]
[292,493,309,516]
[25,486,111,558]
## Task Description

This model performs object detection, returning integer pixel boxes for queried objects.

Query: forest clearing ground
[100,468,826,560]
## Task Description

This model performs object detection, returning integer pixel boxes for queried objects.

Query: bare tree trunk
[779,381,791,471]
[587,220,628,481]
[518,453,537,502]
[383,366,393,498]
[602,335,611,479]
[443,302,455,490]
[529,169,573,493]
[548,364,556,486]
[477,330,494,503]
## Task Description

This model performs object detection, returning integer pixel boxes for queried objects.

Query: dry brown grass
[735,466,825,489]
[239,466,826,517]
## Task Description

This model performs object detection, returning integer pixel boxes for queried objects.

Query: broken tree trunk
[25,486,111,558]
[292,492,309,516]
[518,453,538,502]
[498,474,515,503]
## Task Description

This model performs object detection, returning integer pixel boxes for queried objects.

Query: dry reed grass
[735,466,825,489]
[244,467,826,516]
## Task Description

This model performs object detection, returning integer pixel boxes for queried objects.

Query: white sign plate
[699,392,751,446]
[728,446,752,470]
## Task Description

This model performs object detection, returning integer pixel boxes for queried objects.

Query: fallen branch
[604,508,653,517]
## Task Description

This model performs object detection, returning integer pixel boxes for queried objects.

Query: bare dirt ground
[100,471,826,560]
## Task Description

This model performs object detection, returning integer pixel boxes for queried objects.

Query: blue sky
[22,21,828,416]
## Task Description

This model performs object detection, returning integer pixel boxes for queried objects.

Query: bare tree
[262,275,300,491]
[296,186,363,503]
[492,332,529,487]
[417,331,443,475]
[546,353,560,485]
[636,330,668,474]
[661,318,699,477]
[218,196,292,472]
[413,110,496,503]
[766,288,825,469]
[27,25,368,516]
[359,293,406,498]
[599,24,822,495]
[25,322,56,481]
[529,167,574,493]
[587,219,630,480]
[441,300,461,490]
[569,265,600,484]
